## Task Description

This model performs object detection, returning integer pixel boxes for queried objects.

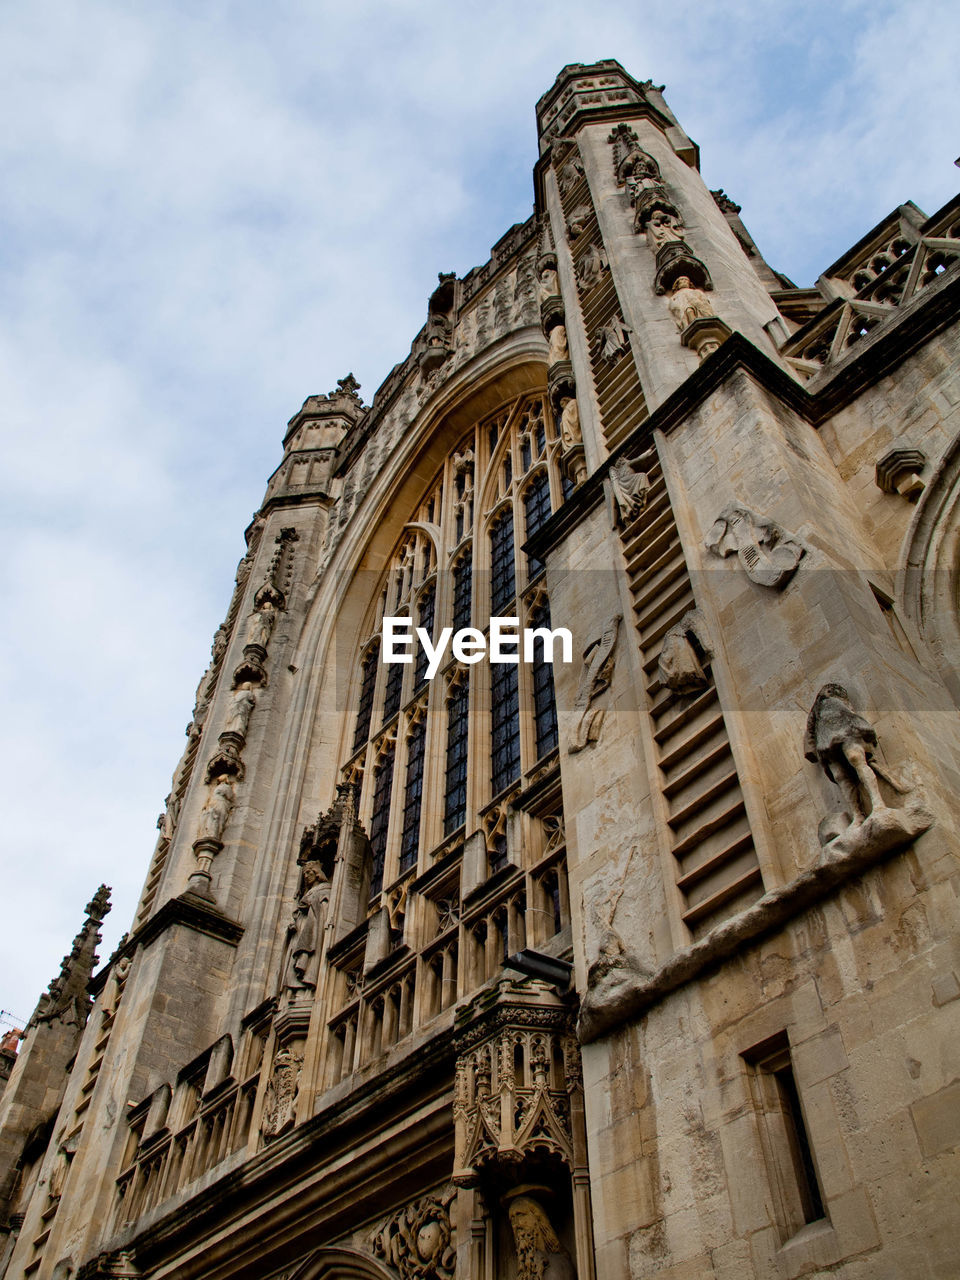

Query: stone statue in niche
[372,1191,456,1280]
[548,323,569,365]
[557,154,584,197]
[569,617,620,753]
[704,504,804,589]
[559,395,582,451]
[595,315,631,362]
[576,241,607,290]
[644,207,686,253]
[538,261,560,302]
[804,685,906,823]
[244,600,277,650]
[667,276,715,331]
[261,1046,302,1140]
[223,684,257,739]
[196,778,235,844]
[101,955,131,1018]
[507,1195,576,1280]
[283,862,331,993]
[608,449,655,525]
[658,609,712,693]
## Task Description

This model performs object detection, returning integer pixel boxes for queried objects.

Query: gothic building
[2,59,960,1280]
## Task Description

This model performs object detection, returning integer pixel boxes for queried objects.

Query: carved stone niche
[653,241,713,297]
[452,978,584,1187]
[452,978,594,1279]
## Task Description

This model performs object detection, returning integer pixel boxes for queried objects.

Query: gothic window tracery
[332,390,571,1075]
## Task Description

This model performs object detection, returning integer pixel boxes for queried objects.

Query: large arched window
[328,390,571,1077]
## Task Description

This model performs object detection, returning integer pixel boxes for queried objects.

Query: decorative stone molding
[704,504,804,588]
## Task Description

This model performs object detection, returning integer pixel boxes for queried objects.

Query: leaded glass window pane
[523,471,551,578]
[400,720,426,871]
[529,600,559,758]
[444,682,469,834]
[369,748,395,897]
[491,661,520,794]
[452,552,472,632]
[413,587,435,691]
[353,640,380,752]
[382,649,404,722]
[490,510,515,614]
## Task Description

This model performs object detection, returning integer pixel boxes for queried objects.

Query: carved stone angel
[704,504,804,589]
[538,262,560,301]
[548,323,569,365]
[557,155,584,197]
[576,241,607,290]
[244,600,277,650]
[608,449,655,525]
[595,316,631,363]
[223,684,257,739]
[569,617,620,753]
[196,778,235,844]
[804,684,905,821]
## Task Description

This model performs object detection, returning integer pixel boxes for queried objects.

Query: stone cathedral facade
[2,58,960,1280]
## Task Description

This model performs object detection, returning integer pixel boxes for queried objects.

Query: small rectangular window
[743,1032,826,1242]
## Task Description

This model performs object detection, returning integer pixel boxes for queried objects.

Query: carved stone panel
[371,1189,456,1279]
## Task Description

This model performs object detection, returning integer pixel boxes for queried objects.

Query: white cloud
[1,0,957,1024]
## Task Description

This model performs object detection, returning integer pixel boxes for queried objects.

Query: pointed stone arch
[290,1246,396,1280]
[901,428,960,705]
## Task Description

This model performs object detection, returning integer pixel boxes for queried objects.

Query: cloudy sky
[1,0,958,1027]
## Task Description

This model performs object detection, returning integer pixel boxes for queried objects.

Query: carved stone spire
[31,886,111,1030]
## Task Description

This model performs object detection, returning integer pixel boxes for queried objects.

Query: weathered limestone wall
[584,822,960,1278]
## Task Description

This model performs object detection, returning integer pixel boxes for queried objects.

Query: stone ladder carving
[618,451,763,930]
[554,144,648,452]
